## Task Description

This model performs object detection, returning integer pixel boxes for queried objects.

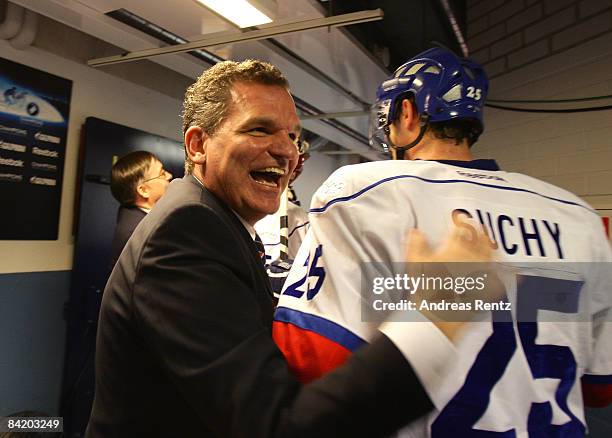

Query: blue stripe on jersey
[582,374,612,384]
[288,221,309,238]
[310,174,596,215]
[274,306,367,351]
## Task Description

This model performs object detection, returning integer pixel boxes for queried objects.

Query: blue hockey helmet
[369,47,488,155]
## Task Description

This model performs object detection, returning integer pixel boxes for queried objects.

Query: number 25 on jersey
[283,244,326,300]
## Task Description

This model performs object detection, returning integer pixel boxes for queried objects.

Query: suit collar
[116,205,147,222]
[184,174,273,297]
[187,174,257,240]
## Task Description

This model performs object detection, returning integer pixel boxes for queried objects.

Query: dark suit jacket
[108,205,147,270]
[87,175,433,438]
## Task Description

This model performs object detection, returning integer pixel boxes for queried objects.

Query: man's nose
[270,131,299,160]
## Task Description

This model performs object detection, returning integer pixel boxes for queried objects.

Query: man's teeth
[250,167,285,187]
[257,167,285,175]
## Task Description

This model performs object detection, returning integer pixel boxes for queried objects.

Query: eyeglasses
[293,137,309,155]
[142,168,171,184]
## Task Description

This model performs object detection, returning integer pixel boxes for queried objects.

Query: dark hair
[110,151,156,206]
[181,59,289,174]
[428,118,483,147]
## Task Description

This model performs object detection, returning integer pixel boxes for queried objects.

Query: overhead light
[196,0,274,28]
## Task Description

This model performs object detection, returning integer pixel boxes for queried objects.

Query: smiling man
[184,79,300,225]
[87,60,478,438]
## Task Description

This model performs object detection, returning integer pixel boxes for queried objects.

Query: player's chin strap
[392,114,430,160]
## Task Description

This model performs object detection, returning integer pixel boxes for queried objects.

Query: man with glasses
[109,150,172,269]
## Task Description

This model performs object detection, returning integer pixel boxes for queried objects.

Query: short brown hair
[428,118,483,147]
[110,151,156,206]
[181,59,289,174]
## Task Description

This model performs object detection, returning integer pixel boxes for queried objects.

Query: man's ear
[184,126,208,165]
[400,98,419,131]
[136,183,150,200]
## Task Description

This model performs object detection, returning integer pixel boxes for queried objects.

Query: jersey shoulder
[311,160,443,209]
[504,170,595,212]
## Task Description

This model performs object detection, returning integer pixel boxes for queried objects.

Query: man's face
[201,82,301,224]
[141,158,172,205]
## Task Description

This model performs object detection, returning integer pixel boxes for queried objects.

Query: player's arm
[274,168,372,382]
[273,228,359,383]
[273,308,359,383]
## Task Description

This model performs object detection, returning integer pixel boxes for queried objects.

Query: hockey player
[273,48,612,436]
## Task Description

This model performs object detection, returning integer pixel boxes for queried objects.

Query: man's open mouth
[249,167,286,188]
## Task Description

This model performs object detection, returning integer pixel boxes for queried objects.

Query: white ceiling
[10,0,390,159]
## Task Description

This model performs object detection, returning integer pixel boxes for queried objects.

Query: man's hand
[404,226,503,341]
[405,226,494,263]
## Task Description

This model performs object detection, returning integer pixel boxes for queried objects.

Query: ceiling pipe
[106,8,222,67]
[261,38,371,110]
[10,8,37,50]
[0,2,24,40]
[88,9,384,67]
[437,0,469,56]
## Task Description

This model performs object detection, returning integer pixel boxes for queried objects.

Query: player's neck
[406,139,473,162]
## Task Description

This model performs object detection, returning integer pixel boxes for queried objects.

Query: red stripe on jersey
[273,321,351,383]
[582,382,612,407]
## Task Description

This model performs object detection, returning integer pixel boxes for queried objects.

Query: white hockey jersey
[273,159,612,437]
[255,200,309,263]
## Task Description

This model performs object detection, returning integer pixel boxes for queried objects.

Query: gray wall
[0,271,70,415]
[468,0,612,213]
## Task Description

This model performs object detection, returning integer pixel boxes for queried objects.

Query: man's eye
[248,128,268,136]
